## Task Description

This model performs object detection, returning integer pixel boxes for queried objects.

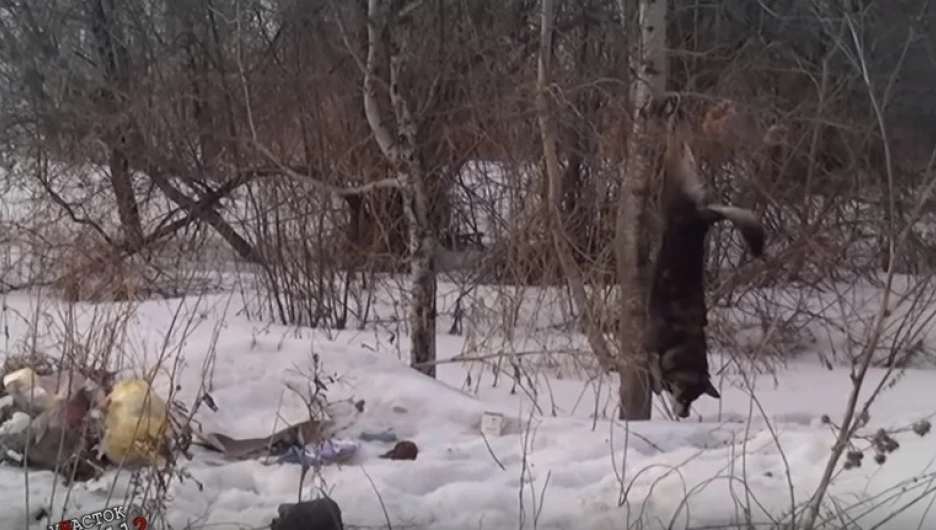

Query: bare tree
[614,0,669,420]
[362,0,437,378]
[88,0,144,250]
[537,0,627,406]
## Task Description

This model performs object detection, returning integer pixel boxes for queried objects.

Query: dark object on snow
[271,497,343,530]
[34,507,49,521]
[644,132,765,419]
[380,440,418,460]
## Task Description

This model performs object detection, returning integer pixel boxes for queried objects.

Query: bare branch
[253,142,402,197]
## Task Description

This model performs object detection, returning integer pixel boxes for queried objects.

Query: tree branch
[252,142,402,196]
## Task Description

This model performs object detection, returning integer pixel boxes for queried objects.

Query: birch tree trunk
[615,0,668,420]
[363,0,437,378]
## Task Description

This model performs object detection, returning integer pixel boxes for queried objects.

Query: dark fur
[644,163,766,419]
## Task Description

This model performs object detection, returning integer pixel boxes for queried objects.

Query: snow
[1,282,935,530]
[0,157,934,529]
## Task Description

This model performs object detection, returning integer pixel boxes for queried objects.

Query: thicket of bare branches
[0,1,935,527]
[0,0,934,398]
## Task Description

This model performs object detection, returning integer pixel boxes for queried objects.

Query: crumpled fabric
[275,438,359,467]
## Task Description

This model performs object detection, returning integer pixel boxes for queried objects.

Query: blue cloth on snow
[277,438,359,467]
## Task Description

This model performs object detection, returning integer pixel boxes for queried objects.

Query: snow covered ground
[1,283,935,530]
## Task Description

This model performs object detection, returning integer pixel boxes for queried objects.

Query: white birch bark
[615,0,668,420]
[363,0,437,378]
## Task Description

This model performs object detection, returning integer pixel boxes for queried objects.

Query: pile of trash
[0,361,418,484]
[0,364,185,482]
[0,360,441,530]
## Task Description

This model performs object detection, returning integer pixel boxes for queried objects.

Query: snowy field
[0,281,934,530]
[1,159,935,529]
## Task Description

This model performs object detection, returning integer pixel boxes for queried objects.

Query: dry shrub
[494,240,562,286]
[242,181,369,329]
[698,99,740,169]
[3,299,133,383]
[1,350,58,376]
[701,99,739,142]
[53,231,139,303]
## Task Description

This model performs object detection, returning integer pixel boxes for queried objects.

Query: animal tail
[701,204,766,257]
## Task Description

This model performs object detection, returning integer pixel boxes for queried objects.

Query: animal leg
[649,355,665,395]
